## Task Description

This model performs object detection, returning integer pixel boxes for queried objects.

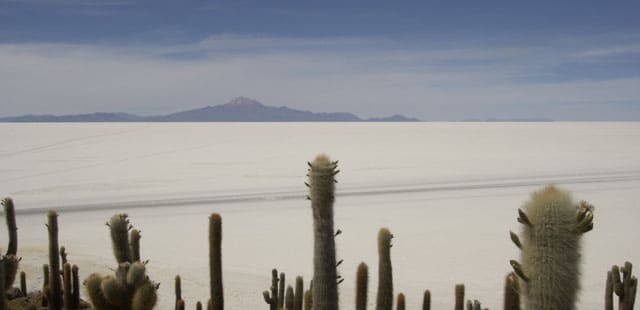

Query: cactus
[85,214,158,310]
[396,293,405,310]
[509,186,594,310]
[376,228,393,310]
[19,271,26,296]
[108,214,132,264]
[42,264,50,307]
[503,273,520,310]
[422,290,431,310]
[63,263,72,307]
[279,272,286,309]
[285,285,294,310]
[303,290,312,310]
[263,269,279,310]
[356,262,368,310]
[308,155,340,310]
[130,229,141,263]
[175,275,182,310]
[294,276,304,310]
[72,264,80,309]
[606,262,637,310]
[1,198,19,290]
[176,299,185,310]
[209,213,223,310]
[0,260,7,310]
[196,301,203,310]
[454,284,465,310]
[47,210,63,310]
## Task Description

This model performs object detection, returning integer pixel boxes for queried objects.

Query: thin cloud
[0,35,639,120]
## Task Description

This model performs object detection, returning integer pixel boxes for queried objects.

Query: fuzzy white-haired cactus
[509,185,594,310]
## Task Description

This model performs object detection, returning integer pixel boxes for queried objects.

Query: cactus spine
[356,262,368,310]
[308,155,339,310]
[209,213,223,310]
[510,185,594,310]
[47,210,63,310]
[376,228,393,310]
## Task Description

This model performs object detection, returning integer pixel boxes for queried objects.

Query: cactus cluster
[2,155,638,310]
[85,214,158,310]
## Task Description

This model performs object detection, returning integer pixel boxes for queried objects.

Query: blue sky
[1,0,639,120]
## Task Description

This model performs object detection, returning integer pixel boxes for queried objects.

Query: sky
[1,1,639,120]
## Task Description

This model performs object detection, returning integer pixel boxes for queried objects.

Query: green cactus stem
[308,155,340,310]
[132,280,158,310]
[396,293,405,310]
[606,262,637,310]
[42,264,50,307]
[196,301,203,310]
[376,228,394,310]
[279,272,286,309]
[454,284,465,310]
[63,263,72,307]
[107,214,132,264]
[286,285,294,310]
[209,213,223,310]
[511,186,594,310]
[175,275,182,310]
[130,229,141,263]
[303,290,312,310]
[47,210,63,310]
[294,276,304,310]
[2,198,17,256]
[262,269,279,310]
[19,271,26,296]
[356,262,368,310]
[422,290,431,310]
[60,246,68,266]
[71,264,80,309]
[0,260,7,310]
[503,272,521,310]
[176,299,185,310]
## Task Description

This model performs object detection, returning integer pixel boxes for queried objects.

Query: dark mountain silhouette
[0,97,420,122]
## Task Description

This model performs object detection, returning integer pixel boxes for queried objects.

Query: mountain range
[0,97,419,122]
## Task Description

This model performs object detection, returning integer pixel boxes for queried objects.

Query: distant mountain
[0,97,420,122]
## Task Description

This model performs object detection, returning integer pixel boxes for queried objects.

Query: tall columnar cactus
[209,213,223,310]
[285,285,294,310]
[503,273,521,310]
[85,214,158,310]
[0,261,7,310]
[294,276,304,310]
[130,229,141,263]
[1,198,19,291]
[356,262,368,310]
[509,185,594,310]
[605,262,637,310]
[396,293,405,310]
[108,214,132,264]
[308,155,340,310]
[278,272,286,309]
[175,275,182,310]
[454,284,465,310]
[376,228,393,310]
[263,269,279,310]
[422,290,431,310]
[47,210,63,310]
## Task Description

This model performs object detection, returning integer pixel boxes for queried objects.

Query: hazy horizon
[1,1,639,120]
